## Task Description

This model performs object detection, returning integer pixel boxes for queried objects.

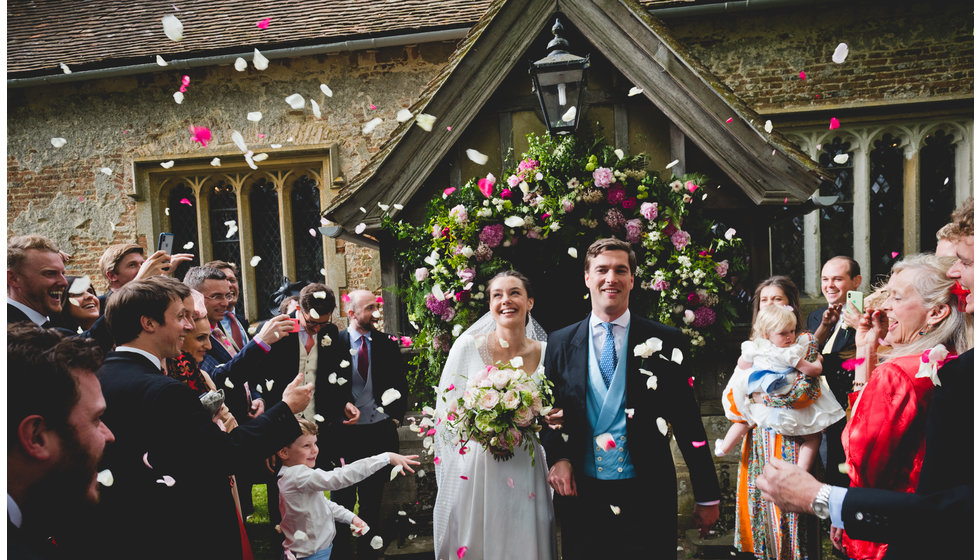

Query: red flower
[622,197,636,210]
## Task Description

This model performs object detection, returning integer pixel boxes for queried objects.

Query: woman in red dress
[841,254,970,560]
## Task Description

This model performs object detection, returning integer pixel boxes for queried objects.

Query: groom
[544,238,720,559]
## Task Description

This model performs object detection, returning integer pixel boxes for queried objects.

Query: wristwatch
[811,484,832,519]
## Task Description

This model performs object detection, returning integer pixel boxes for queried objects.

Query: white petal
[97,469,114,487]
[370,536,384,550]
[431,284,445,301]
[610,504,622,515]
[614,149,625,160]
[646,376,658,390]
[415,113,436,132]
[561,433,569,442]
[381,388,402,406]
[156,475,176,486]
[833,153,850,164]
[320,83,333,97]
[247,111,263,122]
[69,276,92,294]
[160,160,175,169]
[498,338,510,348]
[293,529,308,541]
[378,203,390,212]
[51,137,67,148]
[393,204,404,210]
[336,377,347,386]
[309,308,319,319]
[69,297,80,307]
[252,153,268,162]
[671,347,684,364]
[165,208,170,215]
[355,223,367,234]
[162,14,184,42]
[231,130,248,152]
[314,414,325,422]
[328,373,338,384]
[656,417,668,436]
[311,100,322,119]
[362,117,383,134]
[389,464,404,481]
[396,109,413,122]
[250,255,262,267]
[625,408,635,419]
[253,48,269,71]
[224,377,234,389]
[638,368,653,376]
[100,167,113,176]
[595,433,615,451]
[182,241,194,250]
[210,157,221,167]
[173,91,184,104]
[504,216,525,228]
[244,152,258,170]
[266,379,274,391]
[510,356,524,368]
[832,42,849,64]
[271,144,282,149]
[764,120,773,133]
[313,291,327,299]
[156,55,168,67]
[645,337,664,353]
[561,106,576,123]
[465,149,489,165]
[285,93,305,110]
[372,310,381,319]
[339,360,350,369]
[234,57,247,72]
[60,62,72,74]
[628,86,643,97]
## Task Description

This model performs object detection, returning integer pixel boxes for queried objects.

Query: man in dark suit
[543,238,720,559]
[806,255,862,486]
[93,276,312,559]
[324,288,409,560]
[759,198,974,559]
[7,234,69,327]
[8,325,115,559]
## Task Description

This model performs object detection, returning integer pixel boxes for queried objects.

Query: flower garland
[384,133,745,406]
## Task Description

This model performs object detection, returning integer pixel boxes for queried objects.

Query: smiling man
[7,235,69,327]
[543,238,720,559]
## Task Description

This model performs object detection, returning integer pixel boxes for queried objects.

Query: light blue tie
[599,322,617,388]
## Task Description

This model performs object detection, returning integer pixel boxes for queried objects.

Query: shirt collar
[589,309,630,331]
[347,324,371,345]
[7,299,48,326]
[114,346,163,370]
[7,494,22,528]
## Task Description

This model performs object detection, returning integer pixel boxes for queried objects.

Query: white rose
[633,342,654,359]
[478,390,500,410]
[461,246,474,258]
[502,390,521,410]
[490,370,512,390]
[513,406,534,427]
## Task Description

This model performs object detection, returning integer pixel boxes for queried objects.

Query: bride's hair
[488,269,534,299]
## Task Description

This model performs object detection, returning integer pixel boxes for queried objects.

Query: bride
[433,270,557,560]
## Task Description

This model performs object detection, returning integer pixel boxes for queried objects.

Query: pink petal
[426,428,436,436]
[341,293,351,303]
[799,70,806,81]
[142,452,153,469]
[447,384,455,391]
[841,358,866,371]
[460,475,468,480]
[181,75,190,87]
[829,117,841,130]
[507,478,515,488]
[784,197,788,204]
[595,433,616,451]
[688,376,695,387]
[340,457,346,467]
[376,296,384,304]
[891,251,899,258]
[443,187,457,196]
[725,117,733,123]
[189,125,212,147]
[256,17,271,29]
[309,228,317,237]
[691,440,707,448]
[156,475,176,487]
[529,492,536,499]
[433,456,441,465]
[457,546,468,559]
[369,104,377,110]
[446,126,452,131]
[179,198,192,206]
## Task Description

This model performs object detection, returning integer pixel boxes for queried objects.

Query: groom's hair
[584,238,636,274]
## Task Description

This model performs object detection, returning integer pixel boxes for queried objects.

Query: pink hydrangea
[607,185,626,205]
[692,306,716,328]
[507,175,520,187]
[479,224,504,248]
[449,204,468,225]
[426,294,454,321]
[625,219,642,244]
[670,229,690,251]
[517,159,540,173]
[414,267,429,282]
[593,167,614,189]
[640,202,658,221]
[652,279,670,291]
[715,260,729,278]
[604,208,625,230]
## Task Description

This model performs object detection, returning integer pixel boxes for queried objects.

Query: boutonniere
[915,344,957,387]
[321,334,332,347]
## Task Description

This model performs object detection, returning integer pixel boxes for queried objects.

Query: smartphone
[288,318,301,333]
[846,290,864,314]
[157,232,175,255]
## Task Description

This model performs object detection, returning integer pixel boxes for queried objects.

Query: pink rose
[478,389,500,410]
[670,229,691,251]
[593,167,614,189]
[449,204,468,225]
[640,202,658,221]
[501,189,512,198]
[715,260,729,278]
[514,407,534,427]
[414,267,429,282]
[625,219,642,244]
[652,279,669,291]
[507,175,520,187]
[562,199,575,212]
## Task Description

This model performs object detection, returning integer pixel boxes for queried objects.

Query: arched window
[919,129,956,252]
[291,174,325,284]
[208,182,242,270]
[818,137,855,264]
[250,178,284,319]
[869,133,904,283]
[168,183,200,280]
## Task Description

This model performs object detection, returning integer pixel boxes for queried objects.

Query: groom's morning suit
[544,311,720,559]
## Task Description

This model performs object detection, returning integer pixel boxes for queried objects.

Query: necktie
[599,322,617,388]
[225,312,246,349]
[213,326,237,357]
[822,320,844,354]
[304,332,315,354]
[357,336,370,381]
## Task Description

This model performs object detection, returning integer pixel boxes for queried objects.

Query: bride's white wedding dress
[432,333,557,560]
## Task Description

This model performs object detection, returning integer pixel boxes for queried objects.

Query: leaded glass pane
[869,134,904,283]
[168,183,199,281]
[290,174,325,283]
[818,138,855,264]
[208,182,241,272]
[249,178,283,320]
[771,214,805,290]
[919,130,956,252]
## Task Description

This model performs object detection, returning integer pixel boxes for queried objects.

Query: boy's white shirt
[278,452,390,557]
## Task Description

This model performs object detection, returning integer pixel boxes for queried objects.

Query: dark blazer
[7,302,36,325]
[842,349,973,559]
[320,327,409,425]
[201,338,273,422]
[542,313,720,502]
[258,319,341,406]
[9,302,115,353]
[93,351,300,559]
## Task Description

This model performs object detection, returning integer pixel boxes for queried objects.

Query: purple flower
[715,260,729,278]
[604,208,625,230]
[625,219,642,244]
[414,267,429,282]
[606,185,626,205]
[640,202,658,221]
[425,293,449,317]
[652,279,670,291]
[692,306,716,328]
[457,268,476,283]
[687,292,700,305]
[449,204,468,225]
[593,167,614,189]
[670,229,690,251]
[479,224,504,248]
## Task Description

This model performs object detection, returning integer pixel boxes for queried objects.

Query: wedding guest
[7,234,68,326]
[8,325,114,558]
[276,418,419,560]
[544,238,719,559]
[836,253,967,559]
[757,197,974,560]
[205,260,251,352]
[93,276,313,560]
[806,256,862,487]
[934,222,958,257]
[97,243,144,311]
[50,275,101,333]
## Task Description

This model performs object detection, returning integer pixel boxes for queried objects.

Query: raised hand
[388,453,421,474]
[256,314,296,344]
[281,372,314,414]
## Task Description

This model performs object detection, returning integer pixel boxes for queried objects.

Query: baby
[277,418,420,560]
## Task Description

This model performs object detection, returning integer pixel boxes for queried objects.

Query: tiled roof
[6,0,493,74]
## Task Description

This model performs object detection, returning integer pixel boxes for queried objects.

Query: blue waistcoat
[583,322,636,480]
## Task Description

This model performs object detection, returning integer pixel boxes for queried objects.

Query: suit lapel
[565,317,591,413]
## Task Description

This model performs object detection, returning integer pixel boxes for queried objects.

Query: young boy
[277,418,420,560]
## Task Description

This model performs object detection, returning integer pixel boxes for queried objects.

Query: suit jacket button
[617,467,623,473]
[855,512,864,521]
[597,467,603,472]
[618,447,624,452]
[597,457,602,462]
[618,457,624,462]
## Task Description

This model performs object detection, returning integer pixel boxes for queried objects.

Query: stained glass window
[168,183,199,280]
[249,178,283,319]
[208,182,241,271]
[770,213,805,290]
[919,130,956,252]
[818,137,855,264]
[290,174,325,284]
[869,133,904,283]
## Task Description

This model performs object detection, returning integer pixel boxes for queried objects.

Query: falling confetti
[182,242,194,250]
[561,106,576,123]
[396,109,413,122]
[210,157,221,167]
[247,112,263,122]
[829,117,841,130]
[841,358,866,371]
[799,70,806,81]
[355,223,367,234]
[610,505,622,515]
[97,469,114,487]
[142,452,153,469]
[51,137,67,148]
[231,130,248,152]
[224,378,234,389]
[381,388,402,406]
[567,247,578,259]
[891,251,899,258]
[234,57,247,71]
[656,417,668,436]
[692,440,707,448]
[764,120,773,133]
[672,348,684,364]
[666,159,679,169]
[265,379,274,391]
[832,42,849,64]
[189,125,211,147]
[833,153,850,164]
[458,546,469,559]
[507,478,515,488]
[628,86,643,97]
[60,62,71,74]
[311,100,322,119]
[253,49,269,71]
[156,55,168,66]
[725,117,734,124]
[466,149,489,165]
[160,161,175,168]
[256,17,271,29]
[313,414,325,423]
[362,117,383,134]
[625,408,635,419]
[320,84,333,97]
[156,475,176,487]
[595,433,616,451]
[369,537,384,550]
[389,465,404,481]
[165,207,170,215]
[100,167,113,176]
[253,153,268,162]
[162,14,183,41]
[416,113,437,131]
[285,93,305,110]
[369,103,377,110]
[173,91,184,104]
[250,256,262,267]
[179,198,192,206]
[244,152,258,170]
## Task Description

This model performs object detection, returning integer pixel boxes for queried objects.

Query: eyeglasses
[205,293,234,302]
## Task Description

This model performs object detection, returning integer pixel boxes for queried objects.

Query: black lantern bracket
[529,17,590,135]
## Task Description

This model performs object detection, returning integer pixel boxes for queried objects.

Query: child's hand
[389,453,421,474]
[350,516,370,536]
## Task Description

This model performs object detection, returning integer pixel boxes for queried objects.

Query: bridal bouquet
[443,356,554,462]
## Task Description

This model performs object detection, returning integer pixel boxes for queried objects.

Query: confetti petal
[610,505,622,515]
[595,433,616,451]
[309,308,319,320]
[336,377,347,386]
[60,62,72,74]
[362,117,383,134]
[250,255,262,267]
[416,113,437,131]
[340,360,350,369]
[224,377,234,389]
[247,112,263,122]
[51,137,67,148]
[841,358,866,371]
[833,153,850,164]
[253,49,269,71]
[829,117,841,130]
[231,130,248,152]
[692,440,707,448]
[666,159,679,169]
[507,477,515,488]
[370,536,384,550]
[180,197,194,206]
[253,153,269,162]
[561,106,576,123]
[189,125,211,147]
[355,223,367,234]
[671,348,684,364]
[799,70,806,81]
[285,93,305,110]
[466,149,489,165]
[628,86,643,97]
[244,152,258,170]
[764,120,773,133]
[97,469,114,487]
[396,109,413,122]
[311,100,322,119]
[314,414,325,422]
[458,546,469,559]
[156,475,176,486]
[160,160,175,168]
[162,14,183,42]
[568,247,578,259]
[265,379,274,391]
[625,408,635,419]
[320,84,333,97]
[891,251,899,258]
[142,452,153,469]
[832,42,849,64]
[256,17,271,29]
[381,388,402,406]
[656,417,668,436]
[460,475,468,480]
[210,157,221,167]
[234,57,247,72]
[182,241,194,250]
[389,464,404,481]
[156,55,168,66]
